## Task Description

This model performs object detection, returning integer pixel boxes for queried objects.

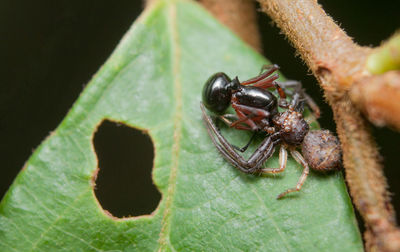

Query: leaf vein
[1,215,35,246]
[248,180,292,251]
[157,2,183,252]
[29,188,100,251]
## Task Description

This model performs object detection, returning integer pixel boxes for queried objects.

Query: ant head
[202,72,234,114]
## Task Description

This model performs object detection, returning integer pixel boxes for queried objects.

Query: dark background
[1,0,399,221]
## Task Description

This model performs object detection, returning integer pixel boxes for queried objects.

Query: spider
[200,65,340,198]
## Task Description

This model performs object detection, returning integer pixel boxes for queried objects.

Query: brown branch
[259,0,369,85]
[257,0,400,251]
[199,0,262,53]
[353,33,400,130]
[351,71,400,131]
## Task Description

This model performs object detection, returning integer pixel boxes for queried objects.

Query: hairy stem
[350,71,400,131]
[258,0,400,251]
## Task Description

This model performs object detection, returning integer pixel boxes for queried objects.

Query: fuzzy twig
[351,71,400,131]
[351,33,400,130]
[257,0,400,251]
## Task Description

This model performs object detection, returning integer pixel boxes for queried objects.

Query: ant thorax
[272,110,309,146]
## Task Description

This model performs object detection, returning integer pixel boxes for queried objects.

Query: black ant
[200,65,341,199]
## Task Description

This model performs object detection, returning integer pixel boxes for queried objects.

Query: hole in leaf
[93,120,160,218]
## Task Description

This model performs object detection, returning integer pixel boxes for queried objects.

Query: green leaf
[1,0,362,251]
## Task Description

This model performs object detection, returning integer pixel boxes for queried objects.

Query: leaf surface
[0,0,363,251]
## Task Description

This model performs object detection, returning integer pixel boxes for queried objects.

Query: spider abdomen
[301,130,342,171]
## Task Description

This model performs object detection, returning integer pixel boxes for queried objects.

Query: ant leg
[219,113,237,121]
[231,102,270,131]
[259,64,279,74]
[201,103,276,173]
[232,103,270,118]
[232,103,276,132]
[218,114,253,131]
[230,110,257,130]
[250,74,280,88]
[276,150,310,199]
[216,115,257,152]
[234,132,257,152]
[260,145,288,174]
[241,64,280,85]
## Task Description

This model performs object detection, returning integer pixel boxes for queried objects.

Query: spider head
[273,110,309,146]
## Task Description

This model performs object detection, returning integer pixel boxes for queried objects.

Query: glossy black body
[233,86,278,117]
[202,72,278,117]
[202,72,232,114]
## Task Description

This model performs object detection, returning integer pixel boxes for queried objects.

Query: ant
[200,65,340,199]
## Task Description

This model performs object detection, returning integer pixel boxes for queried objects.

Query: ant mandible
[200,65,340,199]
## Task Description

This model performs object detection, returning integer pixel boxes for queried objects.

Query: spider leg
[275,80,302,89]
[276,80,320,117]
[252,130,281,168]
[290,93,302,110]
[214,140,274,174]
[247,136,276,169]
[302,93,321,118]
[201,103,256,168]
[201,103,276,173]
[276,150,310,199]
[260,145,288,174]
[210,135,256,174]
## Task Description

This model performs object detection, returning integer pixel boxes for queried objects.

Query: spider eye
[202,72,232,114]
